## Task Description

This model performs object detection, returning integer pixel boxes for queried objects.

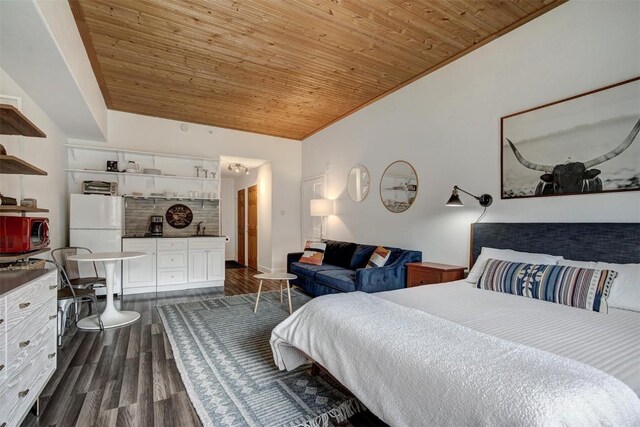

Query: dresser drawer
[157,250,187,268]
[406,263,466,287]
[157,239,188,251]
[0,334,6,389]
[157,268,187,286]
[0,295,6,337]
[3,344,52,427]
[6,301,56,379]
[6,270,57,323]
[407,269,442,286]
[188,238,224,250]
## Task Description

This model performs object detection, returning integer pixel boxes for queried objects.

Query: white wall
[77,110,301,272]
[0,67,69,252]
[35,0,108,138]
[302,1,640,268]
[0,0,106,140]
[221,178,236,260]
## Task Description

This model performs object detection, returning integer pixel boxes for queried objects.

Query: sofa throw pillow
[299,241,327,265]
[366,246,391,268]
[477,258,618,313]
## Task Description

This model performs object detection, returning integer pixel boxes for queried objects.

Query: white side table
[254,273,297,314]
[68,251,146,330]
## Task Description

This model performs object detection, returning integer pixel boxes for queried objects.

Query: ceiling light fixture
[227,163,249,174]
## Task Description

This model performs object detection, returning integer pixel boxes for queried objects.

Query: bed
[270,223,640,426]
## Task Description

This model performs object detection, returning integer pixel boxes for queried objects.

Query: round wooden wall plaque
[165,204,193,229]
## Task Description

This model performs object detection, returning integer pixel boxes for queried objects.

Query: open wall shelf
[0,248,50,263]
[0,104,46,137]
[0,206,49,213]
[0,155,48,175]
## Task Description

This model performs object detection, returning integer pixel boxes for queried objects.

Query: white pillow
[596,262,640,312]
[558,259,597,269]
[466,248,563,284]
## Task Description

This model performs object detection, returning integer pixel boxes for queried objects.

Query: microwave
[0,217,50,254]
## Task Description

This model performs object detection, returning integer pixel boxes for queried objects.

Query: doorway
[237,189,246,265]
[247,185,258,270]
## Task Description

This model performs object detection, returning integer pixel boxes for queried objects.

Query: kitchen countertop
[122,235,226,239]
[0,268,55,296]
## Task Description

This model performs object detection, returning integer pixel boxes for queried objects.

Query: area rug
[157,290,364,427]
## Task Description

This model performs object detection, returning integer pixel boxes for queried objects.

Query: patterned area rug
[157,289,363,427]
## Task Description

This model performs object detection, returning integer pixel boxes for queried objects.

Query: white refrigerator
[70,194,123,295]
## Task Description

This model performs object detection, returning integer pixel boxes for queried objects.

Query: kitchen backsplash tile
[124,198,219,237]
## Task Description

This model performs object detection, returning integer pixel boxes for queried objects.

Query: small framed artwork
[501,77,640,199]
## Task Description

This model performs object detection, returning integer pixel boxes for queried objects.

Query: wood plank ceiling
[70,0,565,140]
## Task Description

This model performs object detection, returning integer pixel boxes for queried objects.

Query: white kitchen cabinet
[157,239,188,287]
[206,248,225,281]
[188,238,225,286]
[188,250,208,283]
[123,237,225,294]
[122,239,156,292]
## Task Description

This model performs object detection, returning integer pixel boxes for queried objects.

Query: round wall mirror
[347,164,370,202]
[380,161,418,213]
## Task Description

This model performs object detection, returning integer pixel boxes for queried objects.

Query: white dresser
[0,269,58,427]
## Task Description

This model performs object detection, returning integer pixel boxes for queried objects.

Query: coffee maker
[148,215,163,237]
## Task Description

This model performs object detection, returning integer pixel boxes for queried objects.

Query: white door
[188,250,208,283]
[301,175,325,245]
[122,239,156,291]
[207,249,225,281]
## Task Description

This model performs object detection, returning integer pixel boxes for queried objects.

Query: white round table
[253,273,297,314]
[68,251,147,330]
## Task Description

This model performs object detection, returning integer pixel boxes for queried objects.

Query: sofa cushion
[323,240,358,269]
[367,246,392,268]
[350,244,377,269]
[299,241,327,265]
[290,262,347,280]
[315,269,356,293]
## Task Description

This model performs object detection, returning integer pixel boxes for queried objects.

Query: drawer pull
[49,314,57,320]
[19,302,31,309]
[48,352,56,359]
[19,340,30,348]
[18,389,29,398]
[0,364,4,371]
[49,284,57,290]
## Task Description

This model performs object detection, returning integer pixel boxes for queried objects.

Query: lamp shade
[445,189,463,207]
[310,199,334,216]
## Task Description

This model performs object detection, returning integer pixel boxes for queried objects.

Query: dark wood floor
[21,266,384,427]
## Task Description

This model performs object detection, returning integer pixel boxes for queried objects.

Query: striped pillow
[366,246,391,268]
[477,258,618,313]
[299,241,326,265]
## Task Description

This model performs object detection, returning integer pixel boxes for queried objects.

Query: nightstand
[406,262,466,287]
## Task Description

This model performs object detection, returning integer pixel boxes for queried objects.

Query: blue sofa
[287,240,422,297]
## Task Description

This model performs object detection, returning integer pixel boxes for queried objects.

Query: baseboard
[257,264,272,273]
[123,281,223,295]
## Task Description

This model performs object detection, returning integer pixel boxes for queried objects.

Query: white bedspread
[270,291,640,426]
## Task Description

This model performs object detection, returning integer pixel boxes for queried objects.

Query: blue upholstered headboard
[471,223,640,266]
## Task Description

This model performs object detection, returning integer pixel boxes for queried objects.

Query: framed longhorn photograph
[501,77,640,199]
